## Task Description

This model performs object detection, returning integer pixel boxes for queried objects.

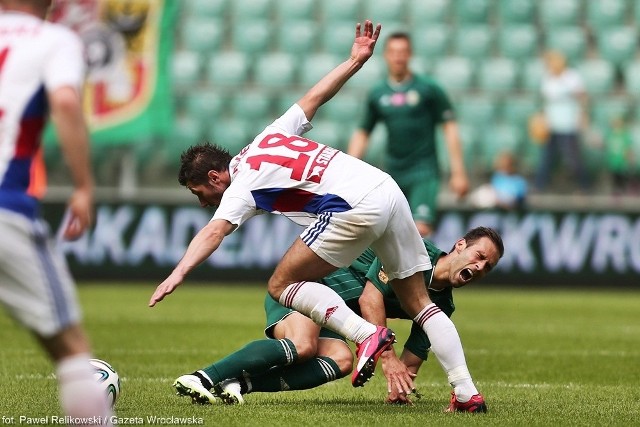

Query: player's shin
[414,304,479,402]
[279,281,376,344]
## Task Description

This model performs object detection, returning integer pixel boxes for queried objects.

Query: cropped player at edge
[149,20,484,410]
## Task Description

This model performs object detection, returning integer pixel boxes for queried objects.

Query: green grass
[1,284,639,426]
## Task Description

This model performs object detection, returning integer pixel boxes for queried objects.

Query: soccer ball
[89,358,121,407]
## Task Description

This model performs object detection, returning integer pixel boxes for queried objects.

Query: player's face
[450,237,501,288]
[187,182,220,207]
[384,38,411,77]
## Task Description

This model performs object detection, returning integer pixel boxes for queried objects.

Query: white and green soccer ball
[89,358,121,407]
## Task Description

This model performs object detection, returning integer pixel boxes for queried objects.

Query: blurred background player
[534,50,590,193]
[0,0,111,423]
[174,227,503,413]
[347,32,469,237]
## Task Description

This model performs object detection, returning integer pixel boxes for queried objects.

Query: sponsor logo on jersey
[378,269,389,284]
[306,145,338,183]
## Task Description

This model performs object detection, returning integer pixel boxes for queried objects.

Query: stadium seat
[171,50,202,86]
[586,0,628,30]
[623,60,640,95]
[591,96,632,129]
[480,123,523,169]
[452,25,495,61]
[230,0,272,20]
[596,27,638,67]
[497,0,536,24]
[208,118,254,155]
[229,90,273,130]
[577,59,616,95]
[320,0,362,21]
[407,0,451,24]
[411,25,451,59]
[274,0,317,20]
[304,120,346,150]
[362,0,405,23]
[322,90,363,125]
[253,52,298,88]
[498,25,539,62]
[453,0,492,23]
[231,19,273,54]
[521,58,544,92]
[321,21,359,56]
[298,53,342,87]
[436,123,478,176]
[184,91,227,123]
[433,56,474,93]
[184,0,228,19]
[502,95,540,128]
[182,18,225,53]
[345,56,384,90]
[456,95,499,128]
[172,116,203,147]
[206,51,251,86]
[545,27,587,64]
[477,58,519,94]
[539,0,582,27]
[276,90,307,115]
[275,21,318,56]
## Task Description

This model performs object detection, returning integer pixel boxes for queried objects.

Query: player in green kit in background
[348,32,469,237]
[174,227,503,412]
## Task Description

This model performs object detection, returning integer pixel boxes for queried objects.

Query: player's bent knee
[292,339,319,361]
[318,339,353,377]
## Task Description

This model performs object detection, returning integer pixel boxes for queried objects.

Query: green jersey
[359,74,455,180]
[264,241,453,361]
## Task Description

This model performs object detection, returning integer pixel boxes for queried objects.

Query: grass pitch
[0,283,638,426]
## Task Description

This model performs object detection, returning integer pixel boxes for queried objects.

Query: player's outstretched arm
[297,20,381,121]
[148,219,235,306]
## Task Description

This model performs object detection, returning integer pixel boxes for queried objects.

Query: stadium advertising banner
[46,0,176,145]
[42,202,640,287]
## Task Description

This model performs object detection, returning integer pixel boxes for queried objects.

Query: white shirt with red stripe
[212,104,391,228]
[0,11,84,218]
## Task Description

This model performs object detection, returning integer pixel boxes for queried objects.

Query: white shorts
[301,177,431,280]
[0,211,81,338]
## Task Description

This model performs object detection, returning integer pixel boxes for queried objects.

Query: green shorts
[392,171,439,225]
[263,294,345,341]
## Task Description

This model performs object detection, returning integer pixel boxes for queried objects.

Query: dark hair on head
[451,226,504,258]
[178,142,232,186]
[385,31,412,47]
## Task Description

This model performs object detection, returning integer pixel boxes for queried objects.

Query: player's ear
[207,170,218,185]
[455,239,467,253]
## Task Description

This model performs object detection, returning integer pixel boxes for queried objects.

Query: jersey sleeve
[43,27,86,92]
[365,257,395,298]
[211,182,258,228]
[429,81,456,124]
[267,104,313,136]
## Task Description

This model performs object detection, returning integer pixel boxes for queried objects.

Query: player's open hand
[63,188,94,240]
[450,171,470,199]
[149,272,184,307]
[350,20,381,65]
[380,348,416,397]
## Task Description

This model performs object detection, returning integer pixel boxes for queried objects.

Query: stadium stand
[49,0,640,196]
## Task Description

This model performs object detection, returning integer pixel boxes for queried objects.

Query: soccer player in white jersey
[150,20,485,410]
[0,0,112,423]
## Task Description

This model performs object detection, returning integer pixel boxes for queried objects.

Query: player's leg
[406,178,439,238]
[267,210,395,386]
[0,216,112,423]
[370,180,486,411]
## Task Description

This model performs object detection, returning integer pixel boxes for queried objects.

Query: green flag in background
[47,0,177,147]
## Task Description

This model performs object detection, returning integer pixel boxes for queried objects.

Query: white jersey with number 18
[212,104,391,228]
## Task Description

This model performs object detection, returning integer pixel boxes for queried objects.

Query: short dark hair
[385,31,412,48]
[452,226,504,258]
[178,142,232,186]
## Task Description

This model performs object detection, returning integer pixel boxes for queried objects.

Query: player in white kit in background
[0,0,112,423]
[149,20,486,411]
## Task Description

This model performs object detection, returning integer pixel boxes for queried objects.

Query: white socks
[280,281,376,343]
[415,304,478,402]
[57,354,113,426]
